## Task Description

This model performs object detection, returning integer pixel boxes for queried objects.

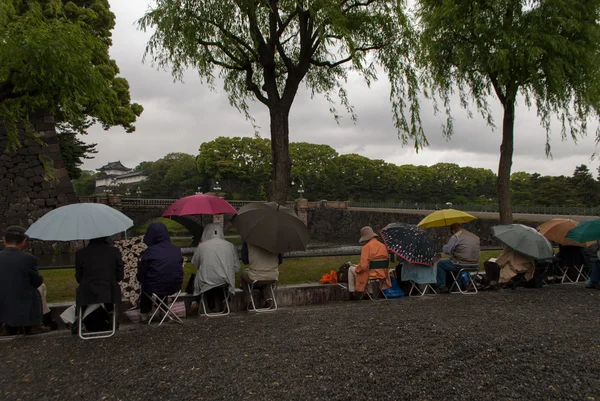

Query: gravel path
[1,286,599,400]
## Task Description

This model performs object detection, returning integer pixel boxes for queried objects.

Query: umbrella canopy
[162,194,237,217]
[26,203,133,241]
[231,202,309,254]
[417,209,476,229]
[537,218,592,247]
[379,223,440,266]
[492,224,553,260]
[566,219,600,243]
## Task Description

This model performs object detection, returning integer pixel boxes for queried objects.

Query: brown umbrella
[537,218,593,247]
[231,202,309,254]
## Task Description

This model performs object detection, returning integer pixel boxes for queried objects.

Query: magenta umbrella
[162,194,237,217]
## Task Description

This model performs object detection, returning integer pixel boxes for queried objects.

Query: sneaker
[263,298,273,309]
[585,282,600,290]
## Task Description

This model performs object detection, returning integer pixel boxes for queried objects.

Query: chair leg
[201,288,230,317]
[409,282,437,297]
[78,305,117,340]
[247,282,277,313]
[150,292,183,326]
[450,270,477,295]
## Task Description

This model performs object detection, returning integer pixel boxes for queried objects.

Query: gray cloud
[83,0,599,177]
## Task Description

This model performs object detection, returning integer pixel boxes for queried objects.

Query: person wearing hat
[0,226,49,335]
[347,226,390,300]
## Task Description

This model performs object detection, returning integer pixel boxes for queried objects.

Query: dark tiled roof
[97,161,130,171]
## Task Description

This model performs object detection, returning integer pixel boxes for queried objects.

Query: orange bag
[319,270,338,284]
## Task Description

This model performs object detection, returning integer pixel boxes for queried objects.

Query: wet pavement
[1,285,599,400]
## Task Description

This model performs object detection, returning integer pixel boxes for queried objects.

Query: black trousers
[197,287,226,312]
[140,293,168,313]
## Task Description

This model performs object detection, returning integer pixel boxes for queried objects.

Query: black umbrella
[379,223,440,267]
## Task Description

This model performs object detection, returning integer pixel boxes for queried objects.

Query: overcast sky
[82,0,600,177]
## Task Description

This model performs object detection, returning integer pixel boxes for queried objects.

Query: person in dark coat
[75,237,124,331]
[137,222,183,321]
[0,226,49,335]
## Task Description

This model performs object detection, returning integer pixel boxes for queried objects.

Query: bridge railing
[348,201,600,216]
[120,197,177,206]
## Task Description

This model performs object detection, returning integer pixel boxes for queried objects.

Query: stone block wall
[307,208,537,248]
[0,110,78,254]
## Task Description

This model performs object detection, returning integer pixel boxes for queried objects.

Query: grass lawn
[42,250,504,304]
[132,218,188,236]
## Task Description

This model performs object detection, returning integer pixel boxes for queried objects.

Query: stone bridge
[78,195,596,247]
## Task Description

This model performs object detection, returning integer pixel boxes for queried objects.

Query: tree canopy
[139,0,421,203]
[0,0,143,150]
[417,0,600,223]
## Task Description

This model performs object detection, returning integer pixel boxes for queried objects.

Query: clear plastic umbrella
[25,203,133,241]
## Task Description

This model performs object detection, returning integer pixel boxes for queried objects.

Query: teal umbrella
[25,203,133,241]
[492,224,553,260]
[566,219,600,243]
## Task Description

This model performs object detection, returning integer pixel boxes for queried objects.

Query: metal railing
[348,202,600,216]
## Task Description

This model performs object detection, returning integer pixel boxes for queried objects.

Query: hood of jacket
[143,222,171,246]
[201,223,225,242]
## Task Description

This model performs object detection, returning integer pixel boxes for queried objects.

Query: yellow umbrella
[537,218,593,247]
[417,209,477,229]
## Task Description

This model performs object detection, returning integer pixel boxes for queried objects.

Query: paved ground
[349,207,598,222]
[1,285,599,401]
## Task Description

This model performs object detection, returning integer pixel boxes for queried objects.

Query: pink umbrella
[162,194,237,217]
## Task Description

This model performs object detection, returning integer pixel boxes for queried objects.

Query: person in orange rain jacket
[348,226,391,300]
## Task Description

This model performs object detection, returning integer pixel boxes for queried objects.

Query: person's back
[75,237,124,306]
[0,226,44,331]
[451,229,480,266]
[138,222,183,296]
[247,244,279,282]
[193,224,239,295]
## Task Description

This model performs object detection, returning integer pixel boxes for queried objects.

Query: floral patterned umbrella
[114,236,189,306]
[379,223,440,267]
[114,236,146,305]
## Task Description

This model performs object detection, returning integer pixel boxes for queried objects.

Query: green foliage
[56,130,97,179]
[71,170,97,196]
[137,153,203,198]
[417,0,600,221]
[139,0,422,202]
[195,136,499,203]
[0,0,143,149]
[509,165,600,207]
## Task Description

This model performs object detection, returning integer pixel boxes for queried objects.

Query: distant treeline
[73,137,600,207]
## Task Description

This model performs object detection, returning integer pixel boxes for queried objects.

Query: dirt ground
[1,285,599,401]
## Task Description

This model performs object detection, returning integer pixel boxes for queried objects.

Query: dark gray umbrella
[492,224,553,260]
[231,202,309,254]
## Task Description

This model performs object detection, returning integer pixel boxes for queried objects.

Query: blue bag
[383,275,404,298]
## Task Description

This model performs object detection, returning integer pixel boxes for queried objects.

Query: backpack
[337,262,351,283]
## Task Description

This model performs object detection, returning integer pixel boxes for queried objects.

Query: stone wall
[307,208,538,248]
[0,110,78,254]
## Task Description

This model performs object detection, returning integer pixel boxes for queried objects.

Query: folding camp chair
[246,280,278,313]
[148,291,184,326]
[361,259,390,301]
[559,264,589,284]
[78,304,117,340]
[408,281,438,297]
[449,267,479,295]
[201,285,231,317]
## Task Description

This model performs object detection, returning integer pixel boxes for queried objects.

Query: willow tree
[139,0,422,204]
[418,0,600,223]
[1,1,143,152]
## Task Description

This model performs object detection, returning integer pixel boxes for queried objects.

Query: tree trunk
[498,99,515,224]
[268,105,292,205]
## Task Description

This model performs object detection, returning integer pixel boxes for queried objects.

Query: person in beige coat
[240,243,282,309]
